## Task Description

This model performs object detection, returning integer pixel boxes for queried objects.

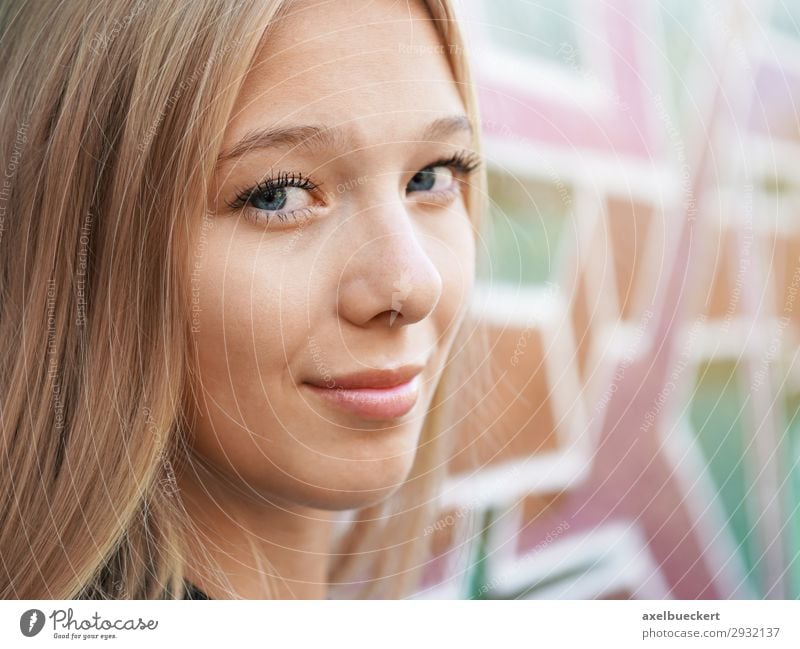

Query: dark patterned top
[183,581,211,600]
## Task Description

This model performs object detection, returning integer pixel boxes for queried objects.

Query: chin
[299,486,402,511]
[275,454,418,511]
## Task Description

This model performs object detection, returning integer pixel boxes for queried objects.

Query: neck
[176,462,336,599]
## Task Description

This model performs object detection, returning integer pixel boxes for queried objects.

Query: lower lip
[303,375,421,420]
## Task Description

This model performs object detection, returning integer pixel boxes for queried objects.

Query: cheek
[184,223,416,508]
[190,227,293,402]
[186,224,309,480]
[426,210,476,335]
[183,208,476,510]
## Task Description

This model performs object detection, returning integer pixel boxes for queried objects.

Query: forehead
[224,0,466,148]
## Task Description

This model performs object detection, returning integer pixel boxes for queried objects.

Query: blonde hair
[0,0,487,599]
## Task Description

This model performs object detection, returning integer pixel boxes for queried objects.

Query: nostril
[336,229,443,327]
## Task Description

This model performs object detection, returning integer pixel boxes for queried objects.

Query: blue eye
[250,186,288,211]
[226,150,482,225]
[407,165,455,193]
[406,151,482,195]
[227,171,319,223]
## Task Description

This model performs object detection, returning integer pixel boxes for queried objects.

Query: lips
[302,365,424,420]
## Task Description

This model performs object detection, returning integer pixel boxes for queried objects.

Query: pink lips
[302,366,423,420]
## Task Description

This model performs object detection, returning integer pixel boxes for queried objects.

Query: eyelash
[226,171,319,213]
[425,150,483,176]
[226,149,482,224]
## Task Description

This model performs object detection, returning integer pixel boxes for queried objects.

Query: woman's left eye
[406,165,455,193]
[405,151,482,196]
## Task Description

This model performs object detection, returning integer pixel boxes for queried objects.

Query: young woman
[0,0,487,599]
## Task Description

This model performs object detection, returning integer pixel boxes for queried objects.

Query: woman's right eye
[227,172,320,224]
[247,185,311,213]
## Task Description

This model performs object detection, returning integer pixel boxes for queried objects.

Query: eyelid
[424,149,482,175]
[225,170,321,211]
[250,206,316,225]
[404,149,481,200]
[224,148,482,224]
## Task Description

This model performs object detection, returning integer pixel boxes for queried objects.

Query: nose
[336,200,443,328]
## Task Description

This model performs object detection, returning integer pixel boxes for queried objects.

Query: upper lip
[304,365,424,390]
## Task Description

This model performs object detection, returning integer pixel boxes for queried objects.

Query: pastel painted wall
[417,0,800,600]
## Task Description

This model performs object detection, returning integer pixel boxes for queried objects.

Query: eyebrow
[216,114,473,165]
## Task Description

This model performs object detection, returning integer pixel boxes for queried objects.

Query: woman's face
[187,0,477,510]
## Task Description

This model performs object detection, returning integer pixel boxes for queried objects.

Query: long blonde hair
[0,0,487,599]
